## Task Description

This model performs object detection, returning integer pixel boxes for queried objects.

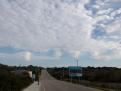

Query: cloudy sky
[0,0,121,67]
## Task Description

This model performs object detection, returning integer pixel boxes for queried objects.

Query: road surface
[40,70,102,91]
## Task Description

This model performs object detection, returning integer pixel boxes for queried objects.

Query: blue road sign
[69,66,82,77]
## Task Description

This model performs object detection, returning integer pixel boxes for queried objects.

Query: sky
[0,0,121,67]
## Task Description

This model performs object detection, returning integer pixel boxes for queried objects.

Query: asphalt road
[40,70,102,91]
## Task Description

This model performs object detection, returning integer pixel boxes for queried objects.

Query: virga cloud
[0,0,121,61]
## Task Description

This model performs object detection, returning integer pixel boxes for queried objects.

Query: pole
[38,66,39,85]
[63,67,64,80]
[77,58,80,83]
[77,59,78,67]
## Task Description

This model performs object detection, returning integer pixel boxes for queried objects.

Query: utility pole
[38,66,39,85]
[77,59,78,67]
[76,58,80,83]
[63,67,64,80]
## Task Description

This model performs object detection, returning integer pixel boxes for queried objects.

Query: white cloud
[69,50,81,59]
[24,51,32,61]
[111,8,121,17]
[105,19,121,33]
[0,0,93,52]
[0,51,60,63]
[92,48,121,61]
[97,8,113,15]
[0,0,121,62]
[52,49,62,58]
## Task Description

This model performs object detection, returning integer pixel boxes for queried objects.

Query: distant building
[32,74,36,81]
[11,70,33,78]
[28,71,32,78]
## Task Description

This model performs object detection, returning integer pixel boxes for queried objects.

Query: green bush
[0,69,32,91]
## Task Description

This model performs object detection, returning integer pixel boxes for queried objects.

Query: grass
[69,80,121,91]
